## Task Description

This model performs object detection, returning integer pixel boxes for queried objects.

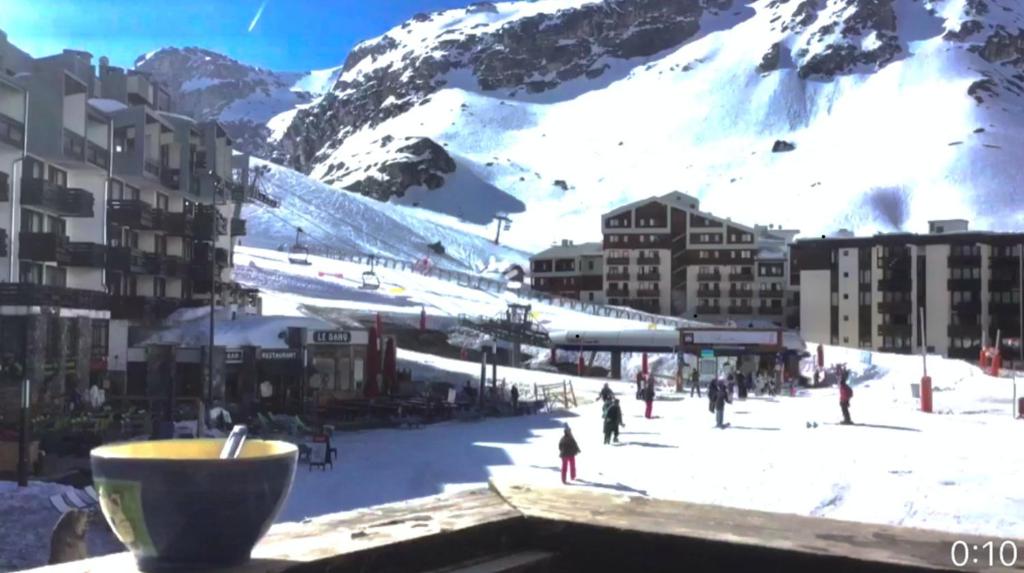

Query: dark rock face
[278,0,714,173]
[337,137,456,201]
[968,77,998,103]
[974,27,1024,65]
[757,42,782,73]
[793,0,901,79]
[772,140,796,152]
[553,180,569,191]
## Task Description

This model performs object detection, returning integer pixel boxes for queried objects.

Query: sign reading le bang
[311,330,351,344]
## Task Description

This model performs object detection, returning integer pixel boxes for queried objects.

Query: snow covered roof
[137,312,364,349]
[601,192,701,218]
[88,98,127,113]
[531,241,602,259]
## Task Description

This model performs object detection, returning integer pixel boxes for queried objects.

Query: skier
[635,371,643,399]
[510,385,519,414]
[642,377,655,419]
[603,398,624,444]
[838,366,854,424]
[689,368,701,398]
[598,383,614,403]
[737,371,748,400]
[558,424,580,484]
[710,377,732,428]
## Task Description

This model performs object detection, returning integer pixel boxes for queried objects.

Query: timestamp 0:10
[952,540,1018,568]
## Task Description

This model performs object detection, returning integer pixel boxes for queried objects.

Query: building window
[843,293,849,300]
[157,193,169,211]
[21,209,44,233]
[610,235,619,243]
[588,292,594,301]
[859,292,871,305]
[91,320,109,358]
[110,179,124,199]
[843,315,849,322]
[154,278,166,297]
[843,250,849,257]
[843,337,849,344]
[19,262,43,284]
[843,271,849,278]
[48,166,68,187]
[45,266,67,287]
[831,292,839,305]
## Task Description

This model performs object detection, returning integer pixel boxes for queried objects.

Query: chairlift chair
[361,256,380,290]
[288,228,312,266]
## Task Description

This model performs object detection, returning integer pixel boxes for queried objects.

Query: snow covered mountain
[134,47,342,157]
[265,0,1024,252]
[243,159,529,274]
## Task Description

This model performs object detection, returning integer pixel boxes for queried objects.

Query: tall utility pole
[207,174,222,408]
[493,214,511,245]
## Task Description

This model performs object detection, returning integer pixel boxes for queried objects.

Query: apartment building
[600,192,798,322]
[0,33,264,412]
[529,241,604,301]
[791,220,1024,362]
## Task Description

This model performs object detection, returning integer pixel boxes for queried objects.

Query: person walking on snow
[510,385,519,414]
[635,372,643,399]
[737,372,748,400]
[603,398,624,444]
[710,377,732,428]
[689,368,701,398]
[558,424,580,483]
[598,383,614,403]
[838,366,854,424]
[642,377,655,419]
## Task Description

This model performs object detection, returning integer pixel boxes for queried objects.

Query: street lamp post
[17,378,30,487]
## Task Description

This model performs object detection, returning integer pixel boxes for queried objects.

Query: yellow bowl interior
[92,439,297,461]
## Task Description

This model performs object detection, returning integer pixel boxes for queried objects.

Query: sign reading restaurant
[259,349,299,361]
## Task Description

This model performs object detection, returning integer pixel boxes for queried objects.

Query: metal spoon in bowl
[219,425,248,459]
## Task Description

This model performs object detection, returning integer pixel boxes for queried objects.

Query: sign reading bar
[225,349,244,364]
[311,330,351,344]
[259,349,299,361]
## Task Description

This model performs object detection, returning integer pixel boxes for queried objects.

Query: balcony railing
[65,242,107,268]
[697,271,722,281]
[697,288,721,298]
[947,278,979,291]
[606,271,629,281]
[108,199,156,229]
[0,228,6,257]
[606,256,629,265]
[636,254,660,265]
[877,324,912,337]
[160,167,180,190]
[758,306,783,315]
[19,232,70,263]
[989,256,1020,271]
[695,305,721,314]
[162,212,195,236]
[877,275,911,291]
[635,288,660,298]
[194,207,227,240]
[637,271,661,281]
[229,218,247,237]
[0,283,108,310]
[728,271,755,282]
[143,158,162,178]
[989,301,1020,316]
[194,243,229,266]
[0,171,8,202]
[727,305,754,314]
[85,141,109,170]
[21,178,94,217]
[606,287,630,297]
[948,254,981,267]
[728,289,754,298]
[760,290,785,299]
[0,112,25,149]
[989,278,1018,292]
[106,246,147,274]
[876,300,911,315]
[142,252,163,275]
[162,255,190,278]
[952,301,981,314]
[62,129,86,162]
[947,324,981,338]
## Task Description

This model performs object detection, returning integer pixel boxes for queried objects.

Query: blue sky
[3,0,477,71]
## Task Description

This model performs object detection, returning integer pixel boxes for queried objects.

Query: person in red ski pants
[558,425,580,483]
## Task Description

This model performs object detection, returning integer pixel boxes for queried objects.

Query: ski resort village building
[530,192,800,327]
[0,35,271,417]
[791,220,1024,364]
